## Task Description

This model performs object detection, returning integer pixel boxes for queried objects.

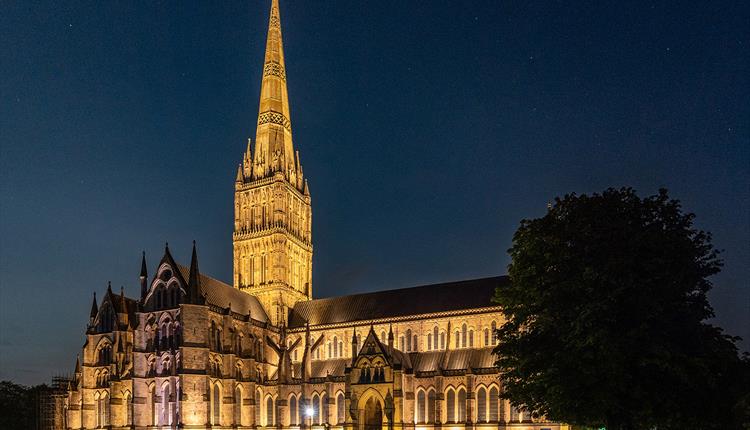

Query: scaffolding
[36,375,72,430]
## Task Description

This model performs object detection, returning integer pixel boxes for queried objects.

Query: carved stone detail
[258,111,292,132]
[264,61,286,81]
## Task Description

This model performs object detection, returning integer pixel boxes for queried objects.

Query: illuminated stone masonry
[62,1,569,429]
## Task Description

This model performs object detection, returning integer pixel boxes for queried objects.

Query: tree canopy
[493,187,749,430]
[0,380,42,428]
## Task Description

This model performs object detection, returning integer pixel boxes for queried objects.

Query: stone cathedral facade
[62,1,567,429]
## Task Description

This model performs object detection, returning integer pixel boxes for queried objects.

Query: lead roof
[288,276,505,328]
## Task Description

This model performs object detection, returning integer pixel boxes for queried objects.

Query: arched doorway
[363,397,383,430]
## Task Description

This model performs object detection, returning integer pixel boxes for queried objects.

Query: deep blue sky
[1,0,748,385]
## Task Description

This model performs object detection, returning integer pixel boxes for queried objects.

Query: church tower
[233,0,312,325]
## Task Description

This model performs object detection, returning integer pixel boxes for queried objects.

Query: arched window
[126,392,133,425]
[488,386,499,421]
[211,321,217,351]
[298,395,305,426]
[491,321,497,345]
[427,389,436,423]
[427,333,432,350]
[406,329,412,351]
[104,392,111,426]
[255,389,262,426]
[416,390,426,423]
[380,331,386,342]
[457,388,466,422]
[339,341,343,357]
[433,327,439,349]
[477,387,487,422]
[234,386,242,426]
[461,324,467,348]
[266,396,275,426]
[440,332,445,349]
[312,393,320,424]
[95,392,101,427]
[446,389,455,422]
[150,385,157,425]
[175,384,181,424]
[213,383,221,425]
[163,384,171,425]
[469,330,474,348]
[322,393,329,424]
[413,335,418,351]
[160,323,169,352]
[333,336,338,357]
[328,342,332,358]
[336,392,345,424]
[484,328,490,346]
[454,331,460,348]
[290,395,298,425]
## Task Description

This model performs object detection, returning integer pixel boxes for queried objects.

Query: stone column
[465,374,475,427]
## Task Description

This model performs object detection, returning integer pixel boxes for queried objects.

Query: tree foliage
[0,380,41,428]
[493,188,749,430]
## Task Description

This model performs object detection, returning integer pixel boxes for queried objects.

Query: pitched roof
[291,358,349,379]
[288,276,505,328]
[285,348,496,380]
[176,265,269,323]
[409,348,496,373]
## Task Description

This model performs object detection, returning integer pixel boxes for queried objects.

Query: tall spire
[250,0,302,189]
[233,0,313,321]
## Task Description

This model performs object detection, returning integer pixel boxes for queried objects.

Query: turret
[243,138,253,179]
[235,164,244,184]
[118,286,128,328]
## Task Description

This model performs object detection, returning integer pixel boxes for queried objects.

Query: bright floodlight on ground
[305,407,314,418]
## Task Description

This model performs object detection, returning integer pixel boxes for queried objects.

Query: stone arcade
[63,1,568,429]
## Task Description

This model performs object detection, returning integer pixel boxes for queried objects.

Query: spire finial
[140,251,147,278]
[236,164,244,183]
[187,240,203,305]
[140,251,149,300]
[90,292,98,319]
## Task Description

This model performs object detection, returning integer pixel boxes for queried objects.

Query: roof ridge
[305,275,506,303]
[176,263,232,288]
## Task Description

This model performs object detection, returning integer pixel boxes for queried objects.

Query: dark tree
[0,380,37,428]
[493,188,749,430]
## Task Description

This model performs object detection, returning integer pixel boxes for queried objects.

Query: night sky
[1,0,748,385]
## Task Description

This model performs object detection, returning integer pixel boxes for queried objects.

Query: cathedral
[63,1,568,429]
